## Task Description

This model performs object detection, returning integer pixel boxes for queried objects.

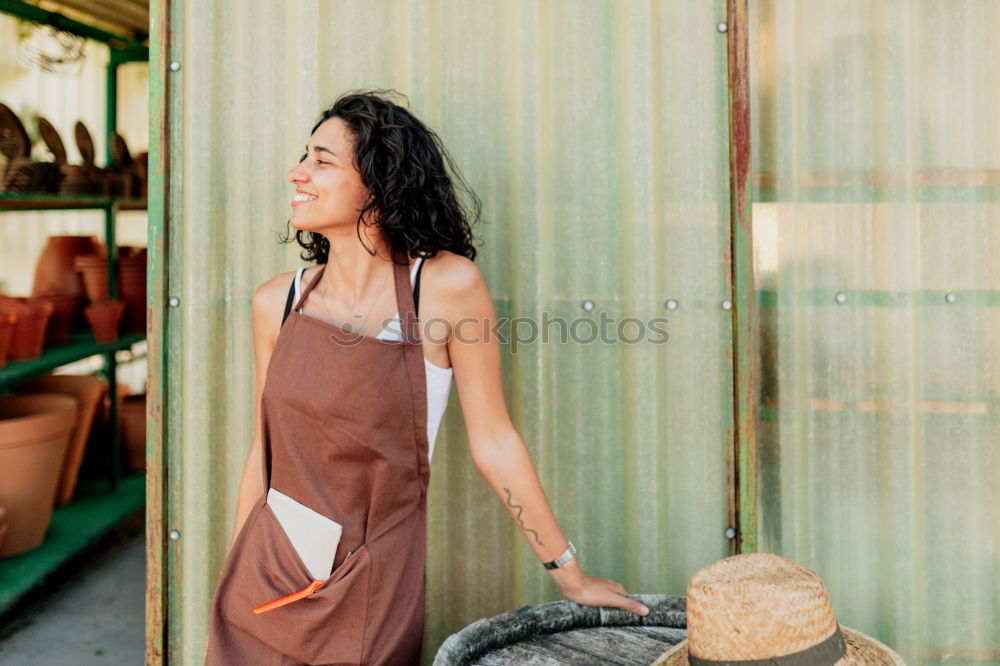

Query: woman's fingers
[611,591,650,616]
[587,579,649,616]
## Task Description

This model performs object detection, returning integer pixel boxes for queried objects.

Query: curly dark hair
[280,89,482,265]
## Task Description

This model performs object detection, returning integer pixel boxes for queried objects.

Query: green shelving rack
[0,0,150,623]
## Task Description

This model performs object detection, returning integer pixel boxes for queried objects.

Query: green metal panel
[164,1,735,663]
[750,1,1000,663]
[147,0,169,662]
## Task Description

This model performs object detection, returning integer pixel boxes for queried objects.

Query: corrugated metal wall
[0,13,148,293]
[750,1,999,664]
[164,1,733,663]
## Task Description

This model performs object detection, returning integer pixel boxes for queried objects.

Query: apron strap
[392,250,421,344]
[292,263,327,312]
[294,254,419,343]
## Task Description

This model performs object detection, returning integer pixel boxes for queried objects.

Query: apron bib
[206,252,430,665]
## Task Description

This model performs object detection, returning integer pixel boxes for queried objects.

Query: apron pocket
[223,503,373,664]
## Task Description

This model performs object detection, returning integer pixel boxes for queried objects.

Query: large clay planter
[29,292,78,347]
[0,506,7,552]
[0,310,16,369]
[16,374,108,507]
[119,393,146,471]
[0,394,77,558]
[0,296,52,361]
[84,300,125,343]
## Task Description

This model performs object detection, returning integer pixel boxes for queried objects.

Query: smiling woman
[283,90,481,266]
[203,90,648,666]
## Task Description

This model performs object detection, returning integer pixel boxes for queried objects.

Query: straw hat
[651,553,905,666]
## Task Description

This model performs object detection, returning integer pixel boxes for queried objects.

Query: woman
[205,90,648,665]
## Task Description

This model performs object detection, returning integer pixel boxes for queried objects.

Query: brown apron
[206,253,430,665]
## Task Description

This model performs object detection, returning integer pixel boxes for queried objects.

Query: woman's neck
[321,229,397,306]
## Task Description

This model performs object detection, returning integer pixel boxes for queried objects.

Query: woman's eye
[314,159,328,166]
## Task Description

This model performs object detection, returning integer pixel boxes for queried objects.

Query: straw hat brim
[650,625,906,666]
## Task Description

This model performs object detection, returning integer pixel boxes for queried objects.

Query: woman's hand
[549,560,649,616]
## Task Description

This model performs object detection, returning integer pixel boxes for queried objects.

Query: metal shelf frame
[0,1,150,492]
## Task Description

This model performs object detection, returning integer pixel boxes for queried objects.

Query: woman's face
[286,116,371,234]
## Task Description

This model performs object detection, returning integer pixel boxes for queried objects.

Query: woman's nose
[287,162,308,184]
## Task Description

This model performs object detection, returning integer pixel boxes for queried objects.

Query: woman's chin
[289,216,319,233]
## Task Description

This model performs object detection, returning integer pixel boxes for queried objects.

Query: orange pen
[253,580,325,614]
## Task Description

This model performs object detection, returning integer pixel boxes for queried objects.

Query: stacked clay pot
[117,247,147,334]
[0,309,16,369]
[119,393,146,471]
[16,374,109,506]
[0,296,52,361]
[30,292,77,346]
[84,300,125,343]
[74,245,146,338]
[32,234,105,333]
[0,394,77,557]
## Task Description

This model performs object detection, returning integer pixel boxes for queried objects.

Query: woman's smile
[291,190,318,206]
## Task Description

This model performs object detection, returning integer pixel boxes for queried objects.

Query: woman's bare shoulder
[251,267,316,320]
[421,250,482,294]
[419,251,490,323]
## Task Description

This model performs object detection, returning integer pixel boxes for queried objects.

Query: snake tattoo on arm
[503,487,544,547]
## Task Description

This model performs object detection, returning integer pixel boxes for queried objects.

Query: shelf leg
[106,61,118,166]
[105,204,118,299]
[106,350,120,491]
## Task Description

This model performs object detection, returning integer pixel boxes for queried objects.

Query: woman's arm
[226,274,286,551]
[432,256,649,617]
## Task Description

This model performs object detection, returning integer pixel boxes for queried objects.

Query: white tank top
[293,258,453,462]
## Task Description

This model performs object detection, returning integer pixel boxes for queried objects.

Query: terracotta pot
[16,374,108,507]
[0,310,16,369]
[28,292,78,347]
[119,393,146,471]
[0,506,7,552]
[117,252,147,334]
[0,394,77,557]
[74,252,147,335]
[32,236,105,330]
[0,296,53,361]
[84,300,125,343]
[74,254,109,305]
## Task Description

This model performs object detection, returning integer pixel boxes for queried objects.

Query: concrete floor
[0,531,144,665]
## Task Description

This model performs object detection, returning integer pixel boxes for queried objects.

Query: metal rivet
[835,292,847,304]
[168,296,180,308]
[945,292,957,304]
[168,529,181,541]
[664,299,678,311]
[169,61,182,72]
[717,21,729,33]
[724,527,737,540]
[581,300,595,312]
[722,299,733,311]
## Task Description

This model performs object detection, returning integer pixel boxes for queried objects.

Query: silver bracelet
[542,541,576,570]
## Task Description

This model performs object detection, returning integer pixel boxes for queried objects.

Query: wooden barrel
[434,594,686,665]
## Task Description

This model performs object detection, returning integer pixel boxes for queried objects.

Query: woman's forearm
[471,432,586,587]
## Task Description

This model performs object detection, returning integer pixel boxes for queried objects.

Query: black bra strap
[413,257,425,317]
[281,272,296,326]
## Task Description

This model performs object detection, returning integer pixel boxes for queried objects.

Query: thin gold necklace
[319,263,390,335]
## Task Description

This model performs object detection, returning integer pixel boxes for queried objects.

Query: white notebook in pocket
[266,487,343,581]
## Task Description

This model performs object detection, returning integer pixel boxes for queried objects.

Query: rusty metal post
[725,0,759,554]
[146,0,171,662]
